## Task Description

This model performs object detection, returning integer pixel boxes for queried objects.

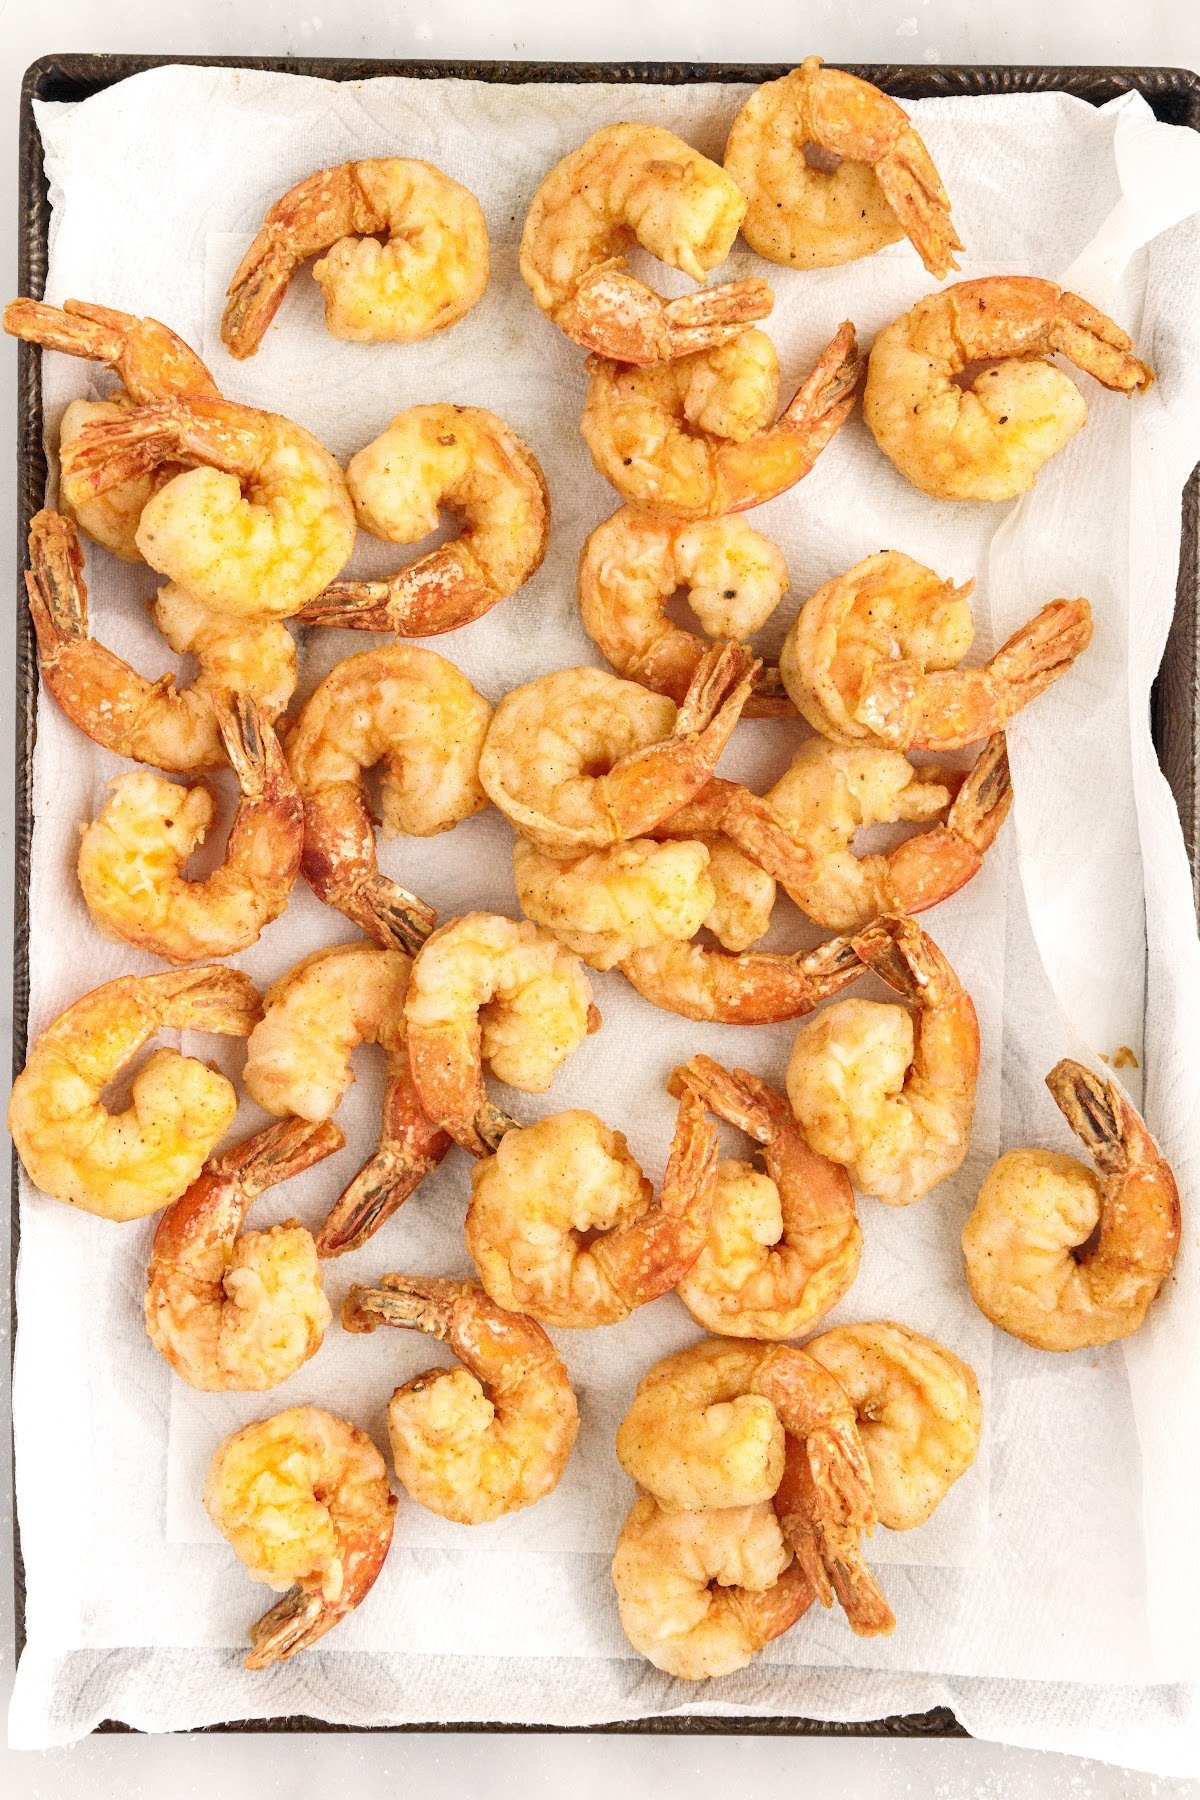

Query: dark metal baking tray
[11,51,1200,1741]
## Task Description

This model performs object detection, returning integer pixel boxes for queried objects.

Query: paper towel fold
[9,66,1200,1773]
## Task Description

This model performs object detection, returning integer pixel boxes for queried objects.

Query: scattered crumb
[1100,1046,1139,1070]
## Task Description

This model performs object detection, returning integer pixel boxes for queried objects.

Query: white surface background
[2,3,1199,1797]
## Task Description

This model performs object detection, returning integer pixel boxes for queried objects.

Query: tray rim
[10,49,1200,1744]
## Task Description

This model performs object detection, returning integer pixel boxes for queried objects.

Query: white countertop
[2,3,1199,1796]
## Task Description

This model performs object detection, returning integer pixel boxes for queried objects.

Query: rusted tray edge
[11,52,1200,1743]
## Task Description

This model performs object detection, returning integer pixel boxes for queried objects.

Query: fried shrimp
[478,644,757,855]
[145,1116,343,1391]
[465,1088,718,1328]
[299,405,548,637]
[343,1274,579,1522]
[735,732,1012,933]
[404,913,599,1156]
[5,298,220,562]
[285,642,492,953]
[244,943,450,1260]
[581,320,862,519]
[77,692,303,964]
[205,1406,396,1668]
[805,1321,982,1528]
[962,1059,1181,1350]
[512,835,716,971]
[612,1492,812,1679]
[222,158,489,357]
[669,1055,861,1339]
[578,504,792,714]
[61,395,356,617]
[779,549,1093,751]
[619,929,864,1026]
[9,965,260,1219]
[519,122,773,365]
[786,915,979,1207]
[617,1337,893,1635]
[724,58,961,277]
[25,510,296,774]
[864,277,1153,501]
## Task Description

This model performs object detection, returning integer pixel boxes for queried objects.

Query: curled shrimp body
[9,965,260,1220]
[77,693,303,964]
[204,1406,396,1668]
[670,1056,861,1339]
[619,929,864,1026]
[145,1116,343,1391]
[806,1321,982,1528]
[61,395,357,617]
[864,278,1153,501]
[405,913,600,1157]
[613,1492,812,1679]
[25,511,296,774]
[616,1339,786,1512]
[222,158,489,357]
[478,644,757,856]
[5,298,219,562]
[578,504,792,715]
[299,406,549,637]
[706,732,1012,934]
[962,1060,1181,1350]
[780,549,1093,751]
[787,916,979,1208]
[582,321,862,519]
[465,1089,718,1329]
[343,1275,579,1522]
[617,1336,893,1636]
[724,59,961,277]
[244,943,450,1260]
[519,123,773,365]
[285,643,492,953]
[512,835,716,972]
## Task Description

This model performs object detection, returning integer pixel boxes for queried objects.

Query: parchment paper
[9,65,1200,1774]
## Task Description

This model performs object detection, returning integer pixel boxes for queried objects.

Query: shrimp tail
[222,239,297,361]
[658,277,776,359]
[299,797,438,955]
[315,1126,450,1259]
[245,1586,328,1668]
[213,688,291,798]
[297,543,500,637]
[718,321,863,514]
[667,1053,775,1145]
[945,732,1012,855]
[5,297,130,364]
[1045,1059,1130,1176]
[874,137,963,281]
[1054,291,1154,393]
[342,1272,461,1340]
[590,1086,718,1306]
[851,913,943,1005]
[880,734,1012,915]
[559,260,773,366]
[26,509,89,649]
[208,1115,345,1198]
[985,598,1095,713]
[64,406,184,494]
[779,319,864,441]
[673,639,760,739]
[143,963,263,1035]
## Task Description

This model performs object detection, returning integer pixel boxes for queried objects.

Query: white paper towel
[9,65,1200,1774]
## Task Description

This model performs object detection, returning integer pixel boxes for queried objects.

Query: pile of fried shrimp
[5,62,1176,1684]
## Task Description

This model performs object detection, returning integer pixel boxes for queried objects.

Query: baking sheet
[8,56,1200,1763]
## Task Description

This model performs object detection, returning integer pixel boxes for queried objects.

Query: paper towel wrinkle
[9,68,1200,1771]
